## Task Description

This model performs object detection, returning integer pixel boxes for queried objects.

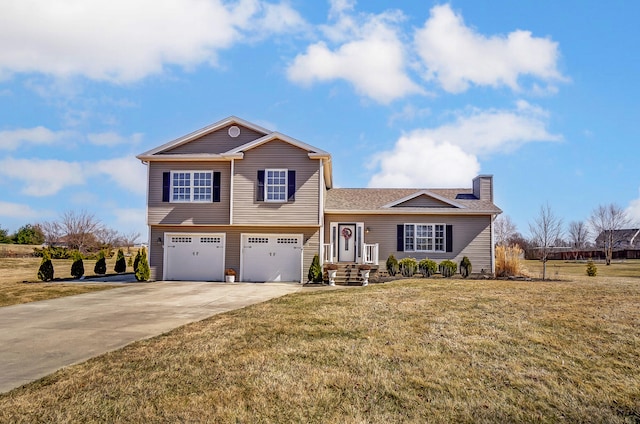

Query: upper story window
[404,224,445,252]
[265,169,287,202]
[257,169,295,203]
[165,171,220,203]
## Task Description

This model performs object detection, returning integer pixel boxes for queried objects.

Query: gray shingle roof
[325,188,501,214]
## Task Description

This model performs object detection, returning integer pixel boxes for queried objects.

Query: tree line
[1,210,141,255]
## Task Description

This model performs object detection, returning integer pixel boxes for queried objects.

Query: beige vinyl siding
[148,161,230,225]
[161,125,265,155]
[233,140,320,225]
[473,176,493,202]
[325,213,493,273]
[396,195,455,208]
[148,225,319,281]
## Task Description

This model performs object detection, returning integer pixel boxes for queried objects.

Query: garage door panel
[165,233,225,281]
[242,235,302,282]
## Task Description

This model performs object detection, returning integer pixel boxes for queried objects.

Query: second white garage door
[241,234,303,282]
[164,233,225,281]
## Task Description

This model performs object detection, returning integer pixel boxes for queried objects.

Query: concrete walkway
[0,281,301,393]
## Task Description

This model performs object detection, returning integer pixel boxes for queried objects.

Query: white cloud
[0,0,305,83]
[287,9,422,103]
[0,156,146,196]
[91,157,147,195]
[0,201,42,219]
[0,127,74,150]
[369,137,480,188]
[368,102,561,188]
[414,4,564,93]
[87,132,143,146]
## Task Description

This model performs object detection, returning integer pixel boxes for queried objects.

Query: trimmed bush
[37,251,54,281]
[33,246,72,259]
[308,254,323,283]
[418,258,438,277]
[133,250,141,273]
[71,252,85,279]
[586,260,597,277]
[94,251,107,275]
[135,248,150,281]
[114,248,126,273]
[386,254,399,276]
[460,256,472,278]
[439,260,457,278]
[398,257,418,277]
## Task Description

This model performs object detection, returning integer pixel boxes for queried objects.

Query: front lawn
[1,276,638,423]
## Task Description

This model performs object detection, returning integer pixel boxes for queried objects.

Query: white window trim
[404,223,446,253]
[264,168,288,203]
[170,170,213,203]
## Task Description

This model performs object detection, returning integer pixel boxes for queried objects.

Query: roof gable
[383,190,465,209]
[137,116,271,157]
[227,132,330,157]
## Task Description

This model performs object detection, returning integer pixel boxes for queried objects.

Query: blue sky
[1,0,639,242]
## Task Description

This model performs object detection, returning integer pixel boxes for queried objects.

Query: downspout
[319,159,324,263]
[229,159,234,225]
[491,214,496,275]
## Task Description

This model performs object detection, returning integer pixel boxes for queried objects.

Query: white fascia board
[136,153,244,162]
[323,209,496,216]
[137,116,271,157]
[227,132,330,157]
[381,190,466,209]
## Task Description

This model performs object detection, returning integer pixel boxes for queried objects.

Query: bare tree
[59,210,104,253]
[589,204,631,265]
[494,215,518,246]
[121,231,141,254]
[567,221,590,260]
[529,204,564,280]
[40,220,63,247]
[95,227,121,253]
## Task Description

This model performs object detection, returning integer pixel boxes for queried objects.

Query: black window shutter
[446,225,453,252]
[397,224,404,252]
[257,170,265,201]
[212,172,221,203]
[287,170,296,201]
[162,172,170,202]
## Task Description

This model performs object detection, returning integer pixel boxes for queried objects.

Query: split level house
[136,116,502,283]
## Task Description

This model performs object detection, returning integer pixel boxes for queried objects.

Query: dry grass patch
[1,277,639,423]
[0,257,123,307]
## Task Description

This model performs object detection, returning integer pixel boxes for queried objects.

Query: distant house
[595,228,640,249]
[136,116,502,282]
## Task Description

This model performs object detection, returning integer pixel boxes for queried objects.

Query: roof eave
[136,153,244,162]
[324,209,502,215]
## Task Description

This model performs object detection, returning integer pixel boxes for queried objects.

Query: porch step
[328,263,378,286]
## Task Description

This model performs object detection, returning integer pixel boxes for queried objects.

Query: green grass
[0,254,127,307]
[1,275,638,423]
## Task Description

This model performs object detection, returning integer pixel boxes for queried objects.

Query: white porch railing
[323,244,334,263]
[323,243,378,265]
[363,243,379,265]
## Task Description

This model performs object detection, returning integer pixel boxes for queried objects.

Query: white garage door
[164,233,225,281]
[241,234,302,282]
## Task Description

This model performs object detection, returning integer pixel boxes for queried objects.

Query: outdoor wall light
[366,227,371,234]
[157,237,163,245]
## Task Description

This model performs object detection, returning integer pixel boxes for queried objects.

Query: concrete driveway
[0,281,301,393]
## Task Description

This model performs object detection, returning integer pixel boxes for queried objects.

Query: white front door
[241,234,303,282]
[164,233,225,281]
[338,224,356,262]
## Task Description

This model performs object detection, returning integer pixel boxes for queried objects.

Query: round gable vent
[228,125,241,138]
